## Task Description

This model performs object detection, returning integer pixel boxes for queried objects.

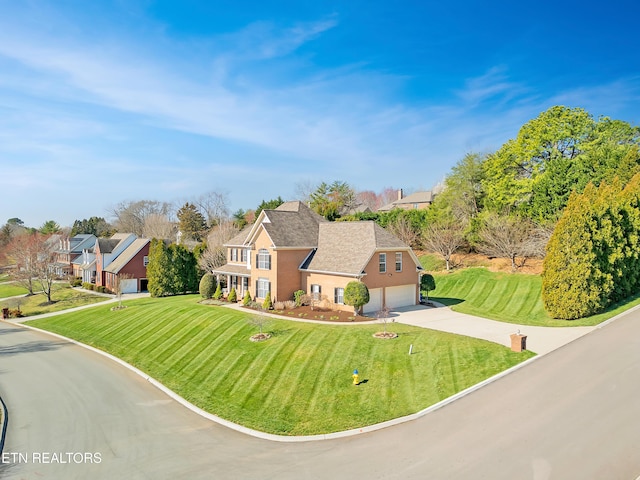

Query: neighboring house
[79,246,97,284]
[103,238,151,293]
[213,201,422,313]
[377,189,435,212]
[94,233,137,288]
[340,203,372,215]
[52,234,97,277]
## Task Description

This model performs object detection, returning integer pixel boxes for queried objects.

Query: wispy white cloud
[0,3,638,227]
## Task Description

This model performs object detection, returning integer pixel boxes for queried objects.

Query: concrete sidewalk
[393,304,595,355]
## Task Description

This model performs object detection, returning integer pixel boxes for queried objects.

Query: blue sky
[1,0,639,228]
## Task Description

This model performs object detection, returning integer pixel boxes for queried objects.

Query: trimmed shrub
[82,282,95,291]
[212,284,223,300]
[199,273,217,299]
[242,291,251,306]
[293,290,305,307]
[228,287,237,303]
[96,286,106,293]
[263,291,273,310]
[420,273,436,303]
[344,281,370,315]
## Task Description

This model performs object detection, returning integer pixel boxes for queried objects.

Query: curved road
[1,310,640,479]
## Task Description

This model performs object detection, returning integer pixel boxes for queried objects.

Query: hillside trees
[421,219,466,271]
[475,213,549,271]
[482,106,640,221]
[310,181,357,220]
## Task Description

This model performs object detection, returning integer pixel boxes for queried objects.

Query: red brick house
[103,238,151,293]
[213,201,422,313]
[94,233,137,288]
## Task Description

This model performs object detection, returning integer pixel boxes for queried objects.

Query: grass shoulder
[431,267,640,327]
[1,284,109,316]
[27,295,534,436]
[0,282,29,299]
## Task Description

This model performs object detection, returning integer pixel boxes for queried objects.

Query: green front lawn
[1,284,108,316]
[0,282,28,299]
[432,268,640,327]
[28,295,533,435]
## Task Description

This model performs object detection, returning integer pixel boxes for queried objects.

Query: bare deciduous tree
[7,233,57,302]
[195,190,230,227]
[421,221,466,271]
[376,305,392,335]
[143,213,177,240]
[388,215,420,249]
[476,213,548,271]
[110,200,173,236]
[198,221,240,273]
[6,233,39,294]
[113,273,134,310]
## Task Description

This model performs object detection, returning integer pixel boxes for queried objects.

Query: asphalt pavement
[1,300,639,478]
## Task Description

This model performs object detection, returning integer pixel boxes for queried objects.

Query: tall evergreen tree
[177,202,208,242]
[147,239,172,297]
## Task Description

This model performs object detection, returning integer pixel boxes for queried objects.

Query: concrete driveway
[393,304,596,355]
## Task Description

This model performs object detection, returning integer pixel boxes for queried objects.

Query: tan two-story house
[213,201,422,313]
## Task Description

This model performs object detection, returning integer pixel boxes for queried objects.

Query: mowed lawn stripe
[234,330,305,410]
[27,295,535,435]
[259,328,321,415]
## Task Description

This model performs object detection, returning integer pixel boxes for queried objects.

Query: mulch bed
[243,304,375,323]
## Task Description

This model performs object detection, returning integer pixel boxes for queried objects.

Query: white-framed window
[241,249,248,263]
[395,252,403,272]
[242,277,249,292]
[231,248,238,262]
[334,287,344,305]
[257,278,270,298]
[311,284,321,300]
[143,255,149,267]
[379,253,387,273]
[257,249,271,270]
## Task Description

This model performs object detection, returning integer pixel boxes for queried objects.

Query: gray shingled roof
[260,201,325,248]
[97,238,120,253]
[225,226,251,247]
[104,238,150,274]
[300,221,409,276]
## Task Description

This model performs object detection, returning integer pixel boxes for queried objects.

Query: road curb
[0,393,7,454]
[3,319,541,443]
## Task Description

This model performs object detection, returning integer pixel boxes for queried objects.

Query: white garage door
[121,279,138,294]
[363,288,382,314]
[385,285,416,309]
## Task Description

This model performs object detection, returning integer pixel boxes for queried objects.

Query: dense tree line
[542,174,640,319]
[147,239,199,297]
[422,106,640,270]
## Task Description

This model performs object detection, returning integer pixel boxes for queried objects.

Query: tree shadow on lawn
[428,297,465,307]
